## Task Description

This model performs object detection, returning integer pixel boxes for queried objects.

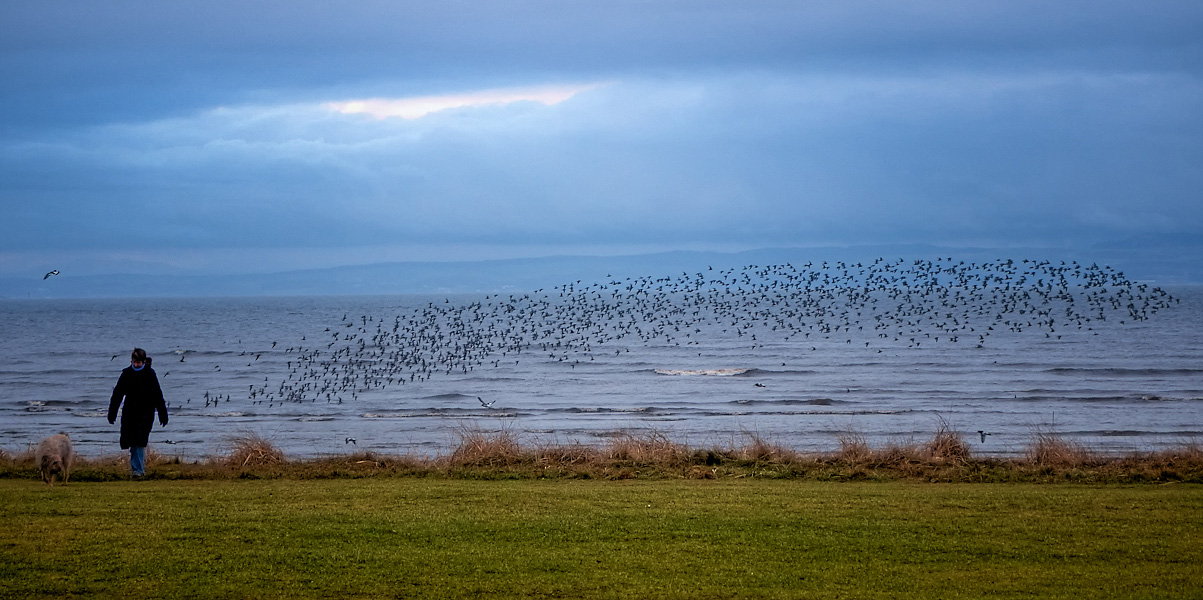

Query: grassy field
[2,478,1200,599]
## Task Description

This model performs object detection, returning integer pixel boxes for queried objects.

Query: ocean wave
[364,411,449,418]
[23,399,95,407]
[655,368,750,377]
[1136,395,1196,403]
[1008,394,1131,403]
[1046,367,1203,376]
[559,406,662,414]
[1009,394,1195,403]
[730,398,846,406]
[362,410,518,419]
[24,405,73,413]
[9,368,83,377]
[419,393,477,400]
[651,367,815,377]
[167,349,251,358]
[697,409,915,417]
[744,368,818,376]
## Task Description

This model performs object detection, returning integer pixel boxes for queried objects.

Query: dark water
[2,275,1200,460]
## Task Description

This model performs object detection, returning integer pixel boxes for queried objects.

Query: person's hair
[131,348,147,362]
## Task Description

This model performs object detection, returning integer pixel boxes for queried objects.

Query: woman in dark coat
[108,347,168,477]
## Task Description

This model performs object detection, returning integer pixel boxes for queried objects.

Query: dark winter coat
[108,359,168,449]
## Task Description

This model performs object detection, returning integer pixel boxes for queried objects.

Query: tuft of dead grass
[301,452,427,477]
[730,430,797,463]
[605,430,688,466]
[1026,428,1093,467]
[926,419,972,463]
[873,441,925,468]
[834,429,872,463]
[1152,439,1203,466]
[224,432,286,467]
[1103,440,1203,482]
[448,425,523,467]
[532,442,598,467]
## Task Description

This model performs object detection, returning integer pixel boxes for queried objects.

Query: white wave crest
[655,368,749,377]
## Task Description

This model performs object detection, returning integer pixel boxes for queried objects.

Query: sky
[2,1,1201,277]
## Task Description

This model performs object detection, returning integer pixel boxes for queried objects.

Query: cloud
[4,1,1198,133]
[3,69,1198,265]
[1,1,1200,277]
[324,83,607,120]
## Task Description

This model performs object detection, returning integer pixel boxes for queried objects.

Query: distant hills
[3,241,1199,299]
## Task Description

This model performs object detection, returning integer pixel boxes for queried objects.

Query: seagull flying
[478,396,497,408]
[43,270,59,280]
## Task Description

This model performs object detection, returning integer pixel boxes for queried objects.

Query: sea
[3,274,1201,460]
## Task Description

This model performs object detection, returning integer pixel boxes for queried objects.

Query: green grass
[2,479,1200,599]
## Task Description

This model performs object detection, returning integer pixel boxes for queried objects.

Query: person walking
[108,348,168,477]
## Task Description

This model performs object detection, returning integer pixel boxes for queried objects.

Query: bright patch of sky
[324,83,606,119]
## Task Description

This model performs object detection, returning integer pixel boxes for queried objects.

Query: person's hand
[160,419,168,427]
[108,419,115,425]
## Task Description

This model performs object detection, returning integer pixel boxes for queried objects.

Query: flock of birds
[187,257,1175,411]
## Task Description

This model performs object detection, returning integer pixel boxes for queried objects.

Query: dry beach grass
[4,425,1201,483]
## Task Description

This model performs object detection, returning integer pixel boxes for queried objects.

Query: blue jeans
[129,446,146,476]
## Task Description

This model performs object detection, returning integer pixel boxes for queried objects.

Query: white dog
[36,433,73,485]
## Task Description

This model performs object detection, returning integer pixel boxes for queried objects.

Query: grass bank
[4,427,1202,483]
[1,479,1200,599]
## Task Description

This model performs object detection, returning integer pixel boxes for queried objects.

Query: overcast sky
[2,1,1201,277]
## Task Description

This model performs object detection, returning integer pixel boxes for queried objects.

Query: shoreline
[5,427,1201,483]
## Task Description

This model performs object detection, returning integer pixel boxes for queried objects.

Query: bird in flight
[478,396,497,408]
[43,270,60,280]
